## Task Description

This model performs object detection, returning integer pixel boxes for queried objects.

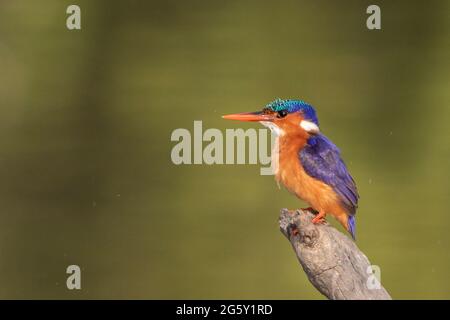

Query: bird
[223,98,359,239]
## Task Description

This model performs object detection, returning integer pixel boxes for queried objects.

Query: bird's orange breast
[275,133,347,219]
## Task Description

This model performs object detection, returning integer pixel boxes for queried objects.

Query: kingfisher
[223,98,359,239]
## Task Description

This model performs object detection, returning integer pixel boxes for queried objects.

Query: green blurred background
[0,0,449,299]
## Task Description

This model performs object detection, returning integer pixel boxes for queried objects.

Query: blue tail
[348,216,356,240]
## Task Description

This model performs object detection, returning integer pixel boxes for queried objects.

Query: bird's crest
[265,98,319,126]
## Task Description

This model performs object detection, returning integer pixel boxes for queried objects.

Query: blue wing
[299,134,359,215]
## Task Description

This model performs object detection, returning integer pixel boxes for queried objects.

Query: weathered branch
[279,209,391,300]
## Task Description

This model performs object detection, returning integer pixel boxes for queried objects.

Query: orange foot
[311,211,326,224]
[312,217,326,224]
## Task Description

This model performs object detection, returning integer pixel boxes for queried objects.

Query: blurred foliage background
[0,0,449,299]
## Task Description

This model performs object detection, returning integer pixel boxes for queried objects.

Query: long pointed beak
[222,111,275,122]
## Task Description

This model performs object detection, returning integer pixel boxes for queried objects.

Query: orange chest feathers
[275,135,342,214]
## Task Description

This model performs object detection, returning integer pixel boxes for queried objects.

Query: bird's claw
[311,217,326,224]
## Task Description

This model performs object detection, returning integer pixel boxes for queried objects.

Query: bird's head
[223,98,320,137]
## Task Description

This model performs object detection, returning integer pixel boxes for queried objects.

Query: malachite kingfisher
[223,99,359,240]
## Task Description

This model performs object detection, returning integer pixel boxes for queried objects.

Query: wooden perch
[279,209,391,300]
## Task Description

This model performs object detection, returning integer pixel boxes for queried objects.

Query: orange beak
[222,111,276,122]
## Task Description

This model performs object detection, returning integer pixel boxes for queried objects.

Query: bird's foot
[311,216,327,224]
[311,211,327,224]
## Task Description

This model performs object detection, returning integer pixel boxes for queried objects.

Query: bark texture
[279,208,391,300]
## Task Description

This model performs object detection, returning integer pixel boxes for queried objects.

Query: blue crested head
[265,98,319,126]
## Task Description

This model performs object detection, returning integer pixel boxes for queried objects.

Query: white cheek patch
[260,121,284,136]
[300,120,320,134]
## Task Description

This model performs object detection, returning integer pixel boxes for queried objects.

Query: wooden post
[279,209,391,300]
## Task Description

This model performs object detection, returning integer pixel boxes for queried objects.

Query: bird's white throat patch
[259,121,280,176]
[260,121,284,136]
[300,120,320,134]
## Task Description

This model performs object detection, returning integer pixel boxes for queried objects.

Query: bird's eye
[277,110,288,118]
